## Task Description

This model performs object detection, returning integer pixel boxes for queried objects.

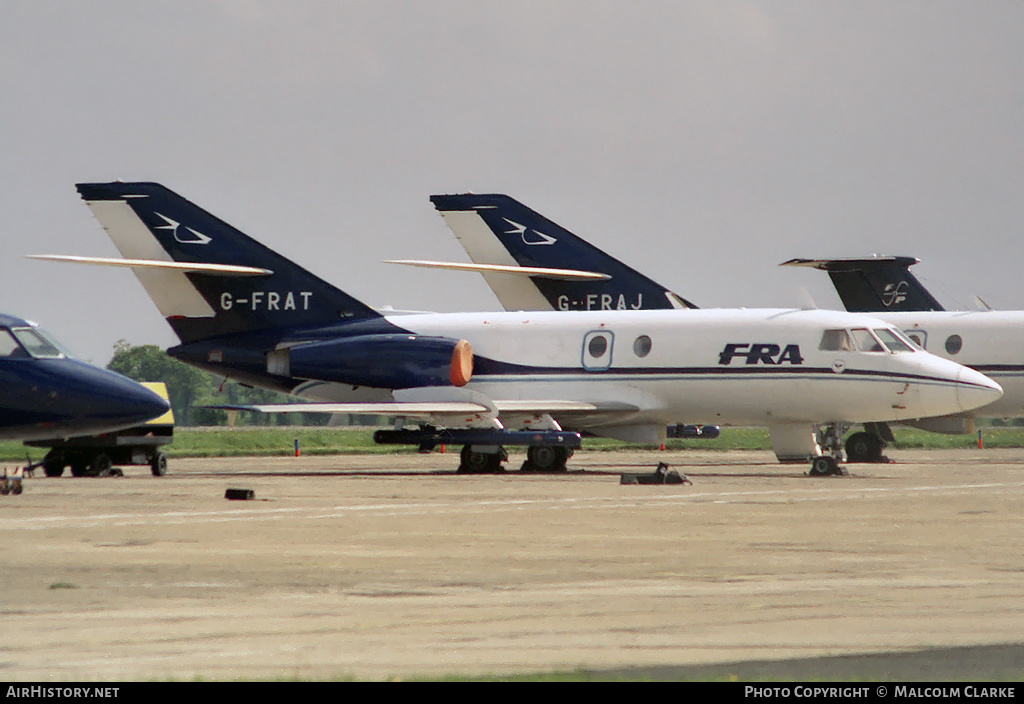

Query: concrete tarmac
[1,448,1022,681]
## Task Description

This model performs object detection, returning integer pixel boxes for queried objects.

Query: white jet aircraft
[422,193,1022,463]
[32,183,1001,475]
[780,256,1024,461]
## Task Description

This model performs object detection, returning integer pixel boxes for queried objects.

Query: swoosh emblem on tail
[502,218,556,245]
[155,212,212,245]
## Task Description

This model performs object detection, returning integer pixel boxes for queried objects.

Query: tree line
[105,341,333,427]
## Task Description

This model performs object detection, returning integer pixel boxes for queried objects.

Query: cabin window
[945,334,963,355]
[633,335,652,357]
[819,329,854,351]
[851,328,884,352]
[588,335,608,358]
[873,328,915,353]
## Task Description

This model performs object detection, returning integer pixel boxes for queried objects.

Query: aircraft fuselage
[169,307,1000,432]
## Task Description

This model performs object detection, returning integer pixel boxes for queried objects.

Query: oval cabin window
[633,335,652,357]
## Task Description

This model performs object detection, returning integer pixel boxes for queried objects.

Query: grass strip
[3,425,1023,462]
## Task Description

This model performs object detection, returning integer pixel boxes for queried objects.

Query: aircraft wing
[211,402,489,417]
[208,399,639,430]
[211,399,632,416]
[494,400,636,413]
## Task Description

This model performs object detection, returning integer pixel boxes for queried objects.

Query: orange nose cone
[449,339,473,387]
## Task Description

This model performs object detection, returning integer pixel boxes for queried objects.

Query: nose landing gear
[810,423,847,476]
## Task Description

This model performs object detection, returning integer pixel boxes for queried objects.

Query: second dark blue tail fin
[430,194,697,311]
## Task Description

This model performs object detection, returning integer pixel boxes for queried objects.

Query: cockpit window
[874,328,915,353]
[851,328,884,352]
[0,329,29,358]
[10,327,66,359]
[819,329,854,351]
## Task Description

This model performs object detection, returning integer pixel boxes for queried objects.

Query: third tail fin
[780,256,945,312]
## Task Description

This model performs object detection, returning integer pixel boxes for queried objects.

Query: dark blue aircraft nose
[109,376,169,425]
[56,361,171,433]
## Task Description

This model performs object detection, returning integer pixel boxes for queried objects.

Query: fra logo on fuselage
[718,343,804,366]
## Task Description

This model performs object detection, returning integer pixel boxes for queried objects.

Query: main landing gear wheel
[808,455,846,477]
[457,445,507,474]
[845,431,885,463]
[42,450,65,477]
[150,451,168,477]
[521,446,572,473]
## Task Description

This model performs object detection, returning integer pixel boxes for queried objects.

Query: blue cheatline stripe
[468,373,971,389]
[468,361,987,388]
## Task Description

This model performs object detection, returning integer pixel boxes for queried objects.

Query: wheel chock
[225,488,255,500]
[620,462,692,485]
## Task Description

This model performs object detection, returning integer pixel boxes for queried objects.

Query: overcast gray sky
[3,1,1022,365]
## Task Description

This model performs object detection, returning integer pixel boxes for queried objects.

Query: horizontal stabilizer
[384,259,611,281]
[28,254,273,277]
[780,256,922,271]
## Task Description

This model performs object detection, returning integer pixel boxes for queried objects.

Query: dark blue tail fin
[430,194,697,311]
[76,182,380,343]
[781,257,945,312]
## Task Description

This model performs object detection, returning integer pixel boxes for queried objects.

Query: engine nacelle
[282,334,473,389]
